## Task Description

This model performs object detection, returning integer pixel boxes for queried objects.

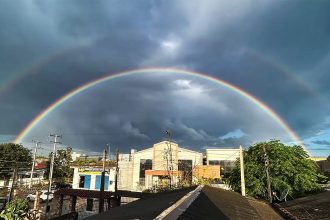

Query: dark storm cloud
[0,0,329,155]
[141,0,330,139]
[25,73,290,153]
[0,0,161,133]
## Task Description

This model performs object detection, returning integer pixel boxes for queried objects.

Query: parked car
[26,190,53,202]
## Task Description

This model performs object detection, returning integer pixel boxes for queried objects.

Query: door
[94,175,109,190]
[95,175,101,190]
[104,176,109,191]
[84,175,91,189]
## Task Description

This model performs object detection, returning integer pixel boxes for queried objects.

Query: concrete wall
[178,147,203,166]
[206,149,239,164]
[131,148,153,191]
[153,141,178,171]
[72,167,79,189]
[118,160,133,190]
[193,165,221,179]
[72,167,116,191]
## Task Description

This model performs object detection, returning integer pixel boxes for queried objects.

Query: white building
[205,148,240,178]
[119,141,203,191]
[69,142,240,192]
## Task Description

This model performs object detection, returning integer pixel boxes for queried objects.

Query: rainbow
[14,67,307,152]
[1,44,326,109]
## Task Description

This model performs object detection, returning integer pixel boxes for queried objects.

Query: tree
[0,198,29,220]
[228,140,323,200]
[0,143,32,178]
[46,147,73,183]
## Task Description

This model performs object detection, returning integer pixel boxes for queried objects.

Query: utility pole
[115,148,120,206]
[99,149,107,213]
[107,143,111,161]
[164,148,170,186]
[46,134,61,216]
[166,130,173,188]
[262,144,272,203]
[115,148,119,193]
[102,149,106,171]
[239,145,246,196]
[30,140,41,188]
[8,163,17,202]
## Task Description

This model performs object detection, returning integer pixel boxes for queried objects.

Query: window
[178,160,193,183]
[208,160,235,178]
[220,160,236,178]
[209,160,220,165]
[79,176,85,188]
[139,159,152,185]
[139,159,152,178]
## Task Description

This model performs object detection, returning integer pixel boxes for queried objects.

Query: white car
[26,190,53,202]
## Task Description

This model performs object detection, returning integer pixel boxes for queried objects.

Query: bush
[0,199,29,220]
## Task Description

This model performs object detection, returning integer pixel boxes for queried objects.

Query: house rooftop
[86,186,282,220]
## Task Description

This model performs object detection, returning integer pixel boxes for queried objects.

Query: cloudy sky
[0,0,329,156]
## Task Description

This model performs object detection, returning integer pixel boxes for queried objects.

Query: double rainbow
[14,67,306,152]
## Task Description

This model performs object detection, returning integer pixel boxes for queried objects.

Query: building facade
[206,149,240,178]
[117,141,239,191]
[71,166,116,191]
[69,142,240,192]
[119,141,204,191]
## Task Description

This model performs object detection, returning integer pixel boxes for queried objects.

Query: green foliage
[46,147,74,183]
[0,199,29,220]
[0,143,32,177]
[143,184,173,193]
[142,181,193,193]
[193,177,213,186]
[228,140,323,200]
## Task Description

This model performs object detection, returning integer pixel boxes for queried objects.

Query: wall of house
[72,167,79,188]
[129,143,204,191]
[178,148,203,166]
[72,167,115,191]
[206,149,239,163]
[131,148,153,191]
[153,141,179,171]
[193,165,221,179]
[118,160,133,190]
